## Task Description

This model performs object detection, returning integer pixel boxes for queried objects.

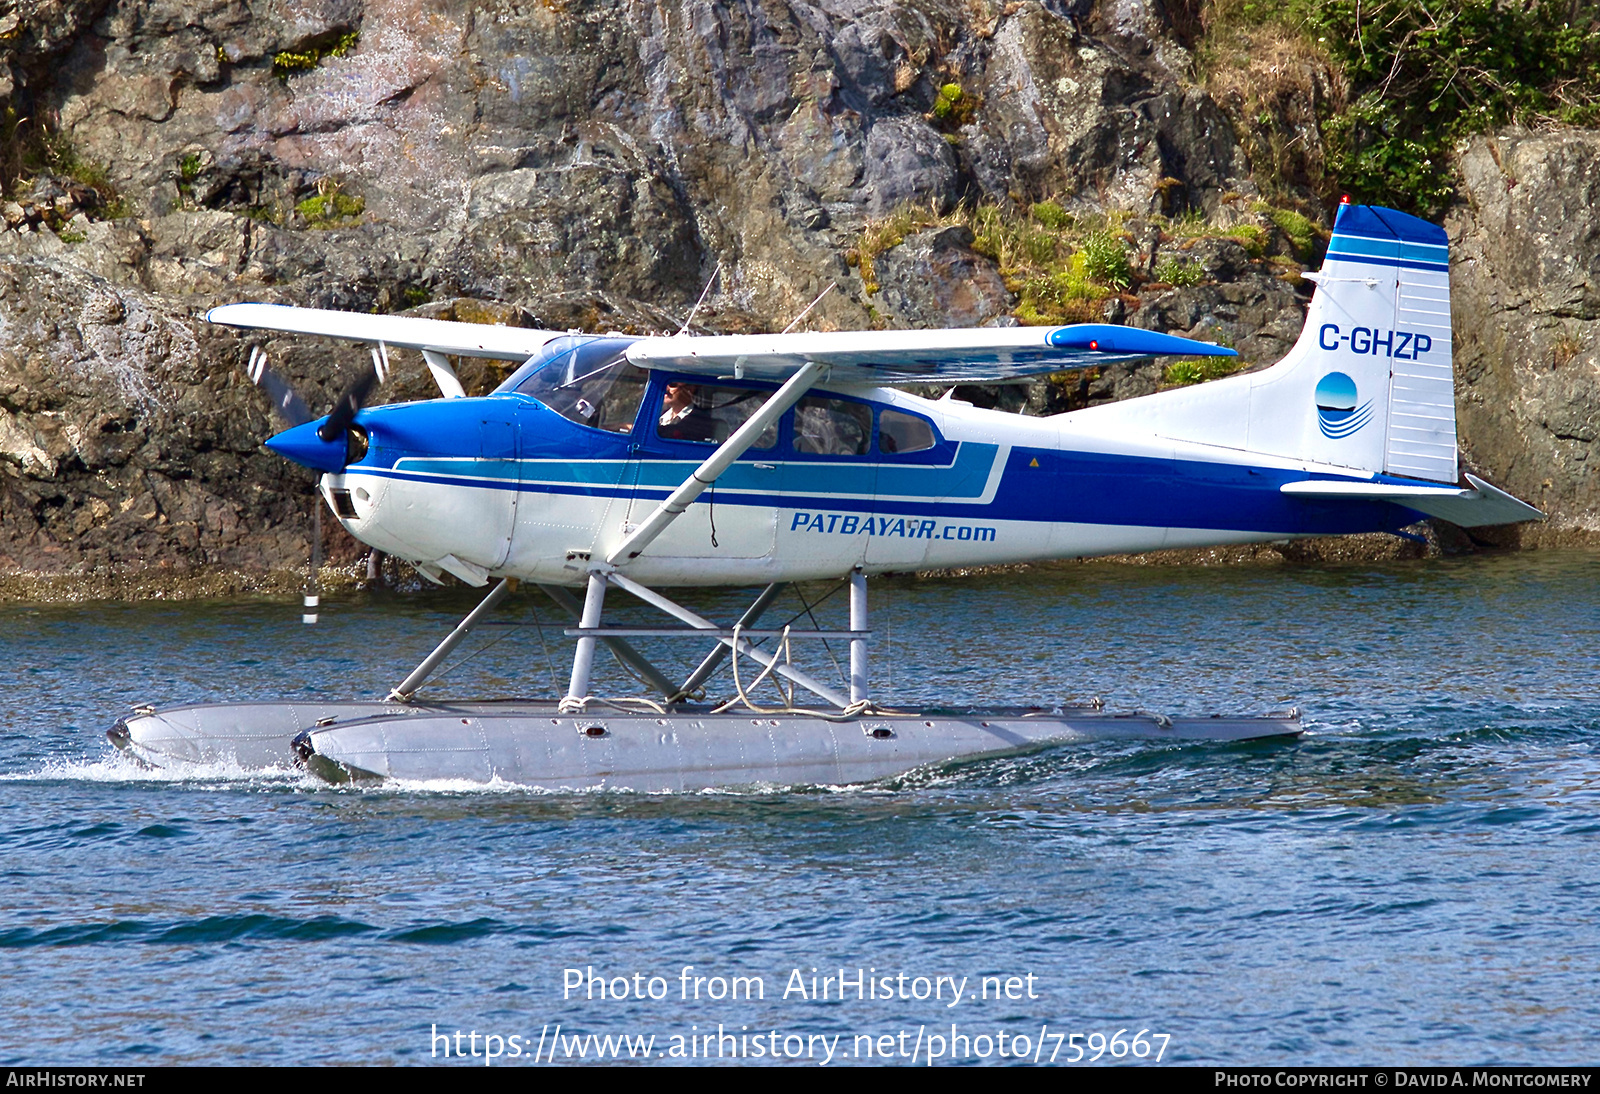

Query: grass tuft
[854,201,1138,324]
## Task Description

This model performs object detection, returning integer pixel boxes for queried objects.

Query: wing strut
[605,359,826,566]
[421,350,467,399]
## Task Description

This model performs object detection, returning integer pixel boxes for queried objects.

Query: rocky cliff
[0,0,1595,595]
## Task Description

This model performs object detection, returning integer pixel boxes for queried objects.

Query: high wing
[625,324,1235,383]
[208,304,1233,383]
[206,303,564,361]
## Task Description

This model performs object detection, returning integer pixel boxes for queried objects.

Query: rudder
[1316,203,1457,482]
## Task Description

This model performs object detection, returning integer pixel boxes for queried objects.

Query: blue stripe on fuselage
[344,396,1419,537]
[352,445,1421,538]
[389,442,999,499]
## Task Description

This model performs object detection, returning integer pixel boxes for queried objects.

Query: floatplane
[110,202,1541,789]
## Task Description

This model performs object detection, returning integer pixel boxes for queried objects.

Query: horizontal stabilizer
[1281,474,1543,527]
[626,324,1234,384]
[207,303,563,362]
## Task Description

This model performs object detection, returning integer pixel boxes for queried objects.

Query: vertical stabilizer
[1073,203,1459,484]
[1322,204,1457,482]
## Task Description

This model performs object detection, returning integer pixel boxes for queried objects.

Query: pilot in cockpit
[658,381,716,442]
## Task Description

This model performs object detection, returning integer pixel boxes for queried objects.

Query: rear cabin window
[878,409,935,454]
[793,396,872,456]
[656,383,778,448]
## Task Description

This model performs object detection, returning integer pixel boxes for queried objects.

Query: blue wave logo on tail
[1315,372,1373,439]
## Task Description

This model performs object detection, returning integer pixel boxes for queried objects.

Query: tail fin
[1079,202,1459,484]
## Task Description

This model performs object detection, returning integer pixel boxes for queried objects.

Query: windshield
[496,335,646,433]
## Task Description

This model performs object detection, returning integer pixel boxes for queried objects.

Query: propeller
[247,346,312,428]
[246,342,389,472]
[317,342,390,442]
[248,342,389,439]
[245,342,391,622]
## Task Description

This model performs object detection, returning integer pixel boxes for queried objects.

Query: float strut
[537,583,678,699]
[671,582,786,702]
[388,578,512,701]
[562,570,609,709]
[849,568,868,705]
[608,571,850,708]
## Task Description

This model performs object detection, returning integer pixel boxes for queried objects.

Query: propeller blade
[316,364,382,442]
[246,346,314,428]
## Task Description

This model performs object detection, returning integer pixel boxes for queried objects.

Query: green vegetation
[1028,201,1073,230]
[273,29,360,81]
[1164,356,1246,386]
[1256,202,1320,257]
[1317,0,1600,215]
[1154,256,1206,285]
[1200,0,1600,216]
[296,187,365,229]
[1169,208,1269,255]
[929,82,978,129]
[175,151,205,203]
[969,206,1137,323]
[400,284,432,308]
[1080,230,1132,290]
[1,107,128,217]
[854,201,1138,325]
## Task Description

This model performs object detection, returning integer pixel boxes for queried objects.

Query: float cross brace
[561,571,858,712]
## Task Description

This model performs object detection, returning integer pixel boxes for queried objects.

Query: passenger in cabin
[794,397,871,456]
[658,381,716,441]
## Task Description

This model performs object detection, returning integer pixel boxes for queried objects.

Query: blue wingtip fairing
[1048,325,1237,357]
[265,419,348,473]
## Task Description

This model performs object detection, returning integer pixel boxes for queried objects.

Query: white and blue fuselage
[242,201,1538,588]
[313,378,1425,587]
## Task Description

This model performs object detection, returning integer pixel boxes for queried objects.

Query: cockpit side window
[499,336,646,433]
[657,382,778,448]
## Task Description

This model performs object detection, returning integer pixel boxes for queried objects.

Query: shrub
[1080,230,1132,290]
[1313,0,1600,216]
[1154,257,1205,286]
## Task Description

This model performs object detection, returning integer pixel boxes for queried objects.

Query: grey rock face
[11,0,1253,314]
[1132,275,1308,367]
[0,257,318,574]
[1450,131,1600,540]
[872,225,1015,328]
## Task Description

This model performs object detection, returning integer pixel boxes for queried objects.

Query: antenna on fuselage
[676,261,723,336]
[780,282,836,335]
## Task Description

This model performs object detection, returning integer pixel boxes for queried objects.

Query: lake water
[2,551,1598,1066]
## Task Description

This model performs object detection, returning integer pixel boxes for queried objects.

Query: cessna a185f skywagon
[111,202,1541,790]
